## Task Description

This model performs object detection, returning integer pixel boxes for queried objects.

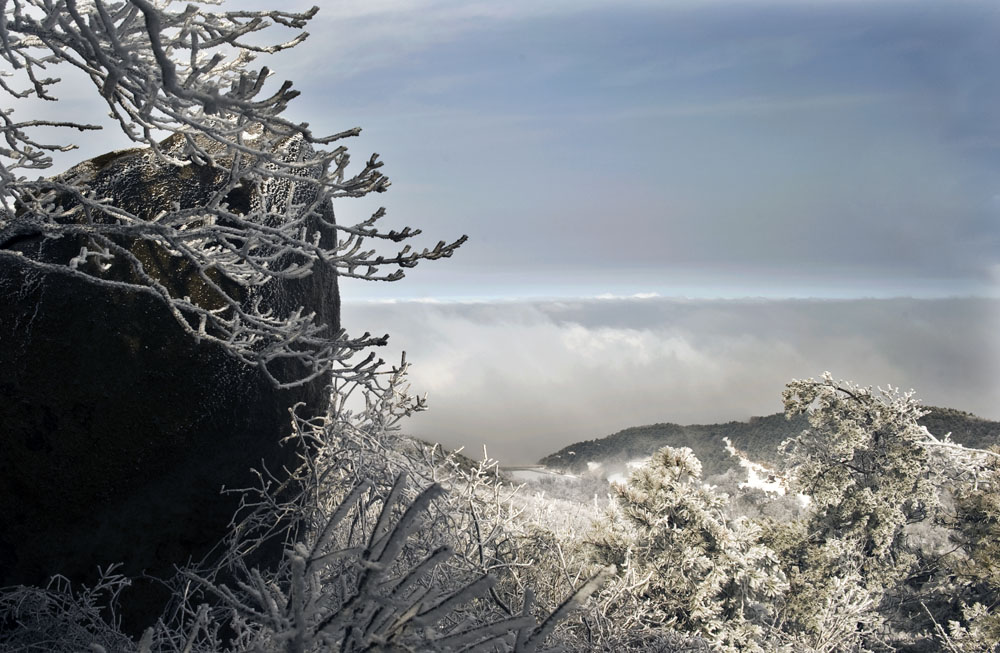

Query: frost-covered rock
[0,134,339,632]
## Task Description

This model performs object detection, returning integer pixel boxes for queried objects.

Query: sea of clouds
[343,296,999,464]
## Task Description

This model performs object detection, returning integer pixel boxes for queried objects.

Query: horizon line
[341,291,1000,305]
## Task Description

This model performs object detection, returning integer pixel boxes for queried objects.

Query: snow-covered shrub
[587,446,787,652]
[933,448,1000,652]
[0,362,607,652]
[781,374,938,587]
[772,374,1000,651]
[0,569,135,653]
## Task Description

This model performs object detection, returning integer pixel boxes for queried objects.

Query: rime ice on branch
[0,0,465,388]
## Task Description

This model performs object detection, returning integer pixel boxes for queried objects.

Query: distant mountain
[538,408,1000,479]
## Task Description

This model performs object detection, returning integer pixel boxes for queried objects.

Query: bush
[587,446,787,652]
[0,364,607,652]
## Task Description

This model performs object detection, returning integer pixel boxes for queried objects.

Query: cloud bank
[344,297,1000,463]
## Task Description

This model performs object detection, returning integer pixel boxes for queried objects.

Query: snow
[506,467,578,482]
[723,437,786,495]
[606,458,651,486]
[723,437,810,505]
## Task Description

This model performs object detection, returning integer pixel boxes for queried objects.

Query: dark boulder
[0,134,340,630]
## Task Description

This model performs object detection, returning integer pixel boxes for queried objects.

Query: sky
[269,0,1000,301]
[16,0,1000,462]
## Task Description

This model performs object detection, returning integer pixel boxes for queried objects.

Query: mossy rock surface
[0,135,340,632]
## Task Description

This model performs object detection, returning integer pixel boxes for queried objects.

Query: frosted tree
[922,435,1000,651]
[0,0,465,387]
[780,373,938,581]
[770,374,944,650]
[589,446,787,652]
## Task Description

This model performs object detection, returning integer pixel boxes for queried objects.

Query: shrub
[0,364,607,652]
[587,446,787,652]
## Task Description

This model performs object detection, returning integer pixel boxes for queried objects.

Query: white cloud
[343,297,1000,464]
[595,292,661,300]
[233,0,621,82]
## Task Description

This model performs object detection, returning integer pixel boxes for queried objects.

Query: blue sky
[268,0,1000,301]
[39,0,1000,300]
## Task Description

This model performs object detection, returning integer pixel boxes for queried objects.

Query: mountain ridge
[538,407,1000,478]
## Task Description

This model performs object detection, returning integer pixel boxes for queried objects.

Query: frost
[0,0,466,389]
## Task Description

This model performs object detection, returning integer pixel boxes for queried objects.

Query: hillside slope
[538,407,1000,478]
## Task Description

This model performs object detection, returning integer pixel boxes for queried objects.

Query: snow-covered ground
[606,457,651,486]
[723,438,810,506]
[723,437,787,495]
[505,466,578,482]
[522,446,810,508]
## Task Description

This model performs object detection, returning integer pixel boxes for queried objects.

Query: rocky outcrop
[0,134,340,631]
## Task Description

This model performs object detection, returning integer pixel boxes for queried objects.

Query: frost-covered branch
[0,0,466,387]
[0,361,606,652]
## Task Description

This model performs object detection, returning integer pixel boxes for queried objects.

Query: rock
[0,134,340,631]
